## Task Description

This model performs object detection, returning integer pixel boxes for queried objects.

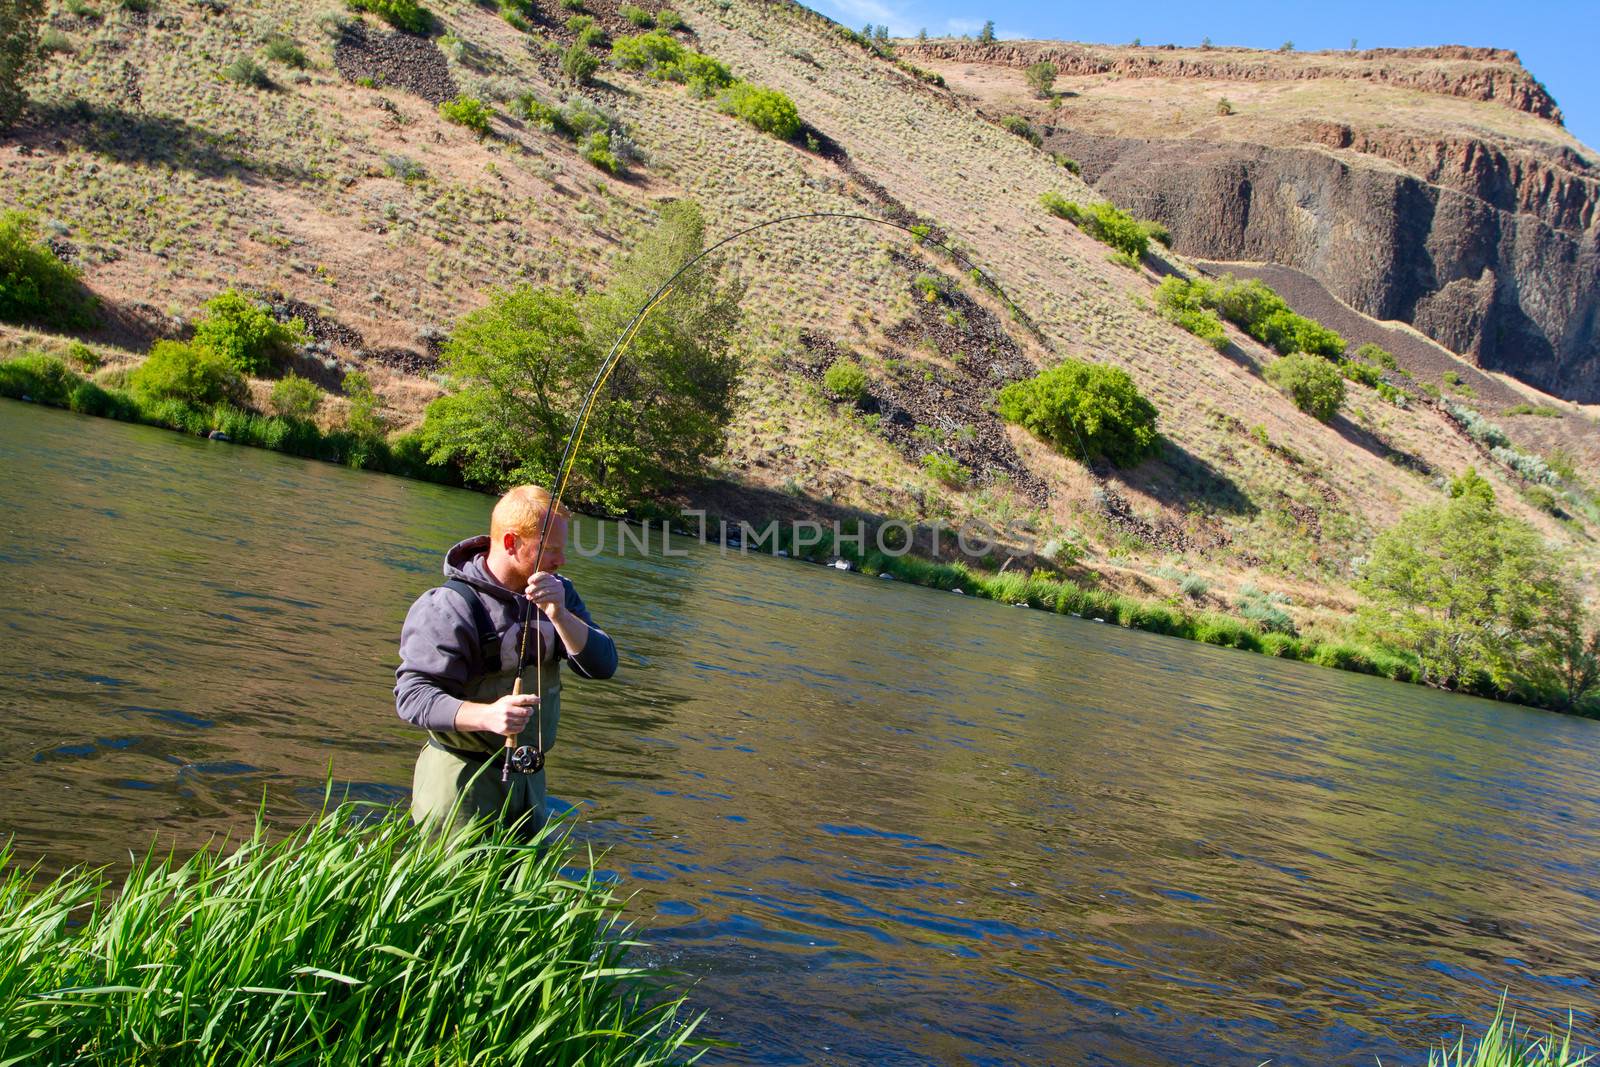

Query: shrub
[999,114,1041,147]
[1179,574,1210,600]
[1265,352,1344,420]
[716,81,800,140]
[438,94,492,136]
[65,340,99,370]
[996,358,1160,467]
[263,33,308,67]
[0,210,97,329]
[1039,195,1149,259]
[0,352,78,404]
[1138,219,1172,247]
[1340,357,1382,387]
[384,153,427,181]
[1023,60,1055,97]
[513,93,568,135]
[344,0,431,34]
[192,289,306,376]
[657,8,683,28]
[223,54,271,88]
[561,43,599,84]
[921,452,969,488]
[620,3,653,26]
[1354,342,1396,369]
[270,373,323,419]
[566,15,607,48]
[130,341,244,406]
[823,358,867,403]
[580,130,619,172]
[1217,97,1234,115]
[38,27,70,53]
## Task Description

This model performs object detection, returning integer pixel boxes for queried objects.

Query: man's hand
[525,571,568,621]
[455,692,539,736]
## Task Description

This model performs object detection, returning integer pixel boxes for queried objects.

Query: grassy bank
[0,352,456,483]
[0,801,701,1065]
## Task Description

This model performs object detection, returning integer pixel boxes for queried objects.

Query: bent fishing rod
[499,209,1093,782]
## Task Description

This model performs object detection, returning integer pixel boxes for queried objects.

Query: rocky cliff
[901,41,1600,400]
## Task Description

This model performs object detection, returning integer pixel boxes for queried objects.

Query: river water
[3,397,1598,1064]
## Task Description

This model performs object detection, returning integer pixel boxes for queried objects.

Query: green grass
[0,799,703,1065]
[1,353,453,482]
[1411,999,1595,1067]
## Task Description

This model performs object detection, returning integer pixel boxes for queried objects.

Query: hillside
[4,0,1600,637]
[897,39,1600,401]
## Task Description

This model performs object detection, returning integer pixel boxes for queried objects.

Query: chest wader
[409,579,562,841]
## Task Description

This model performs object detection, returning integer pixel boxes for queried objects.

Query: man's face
[508,514,568,574]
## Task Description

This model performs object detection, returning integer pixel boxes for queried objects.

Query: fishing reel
[508,744,544,774]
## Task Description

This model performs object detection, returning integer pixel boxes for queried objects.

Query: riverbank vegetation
[416,200,743,513]
[0,801,700,1064]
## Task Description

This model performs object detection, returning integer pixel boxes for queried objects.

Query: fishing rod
[499,209,1093,783]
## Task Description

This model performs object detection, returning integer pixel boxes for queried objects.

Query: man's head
[489,485,571,581]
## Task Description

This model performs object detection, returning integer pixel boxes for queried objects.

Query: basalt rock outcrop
[1042,129,1600,399]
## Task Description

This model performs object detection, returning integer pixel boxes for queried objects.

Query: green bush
[263,33,308,67]
[657,8,683,28]
[223,54,272,87]
[580,130,619,172]
[822,358,867,403]
[619,3,653,26]
[567,15,607,48]
[1354,342,1396,369]
[996,358,1160,467]
[129,341,245,406]
[439,94,492,137]
[1039,195,1149,259]
[270,373,323,419]
[921,452,969,488]
[562,43,600,84]
[65,340,99,370]
[610,31,733,94]
[192,289,306,376]
[514,92,569,135]
[344,0,431,34]
[1138,219,1172,247]
[1340,356,1383,387]
[1265,352,1345,421]
[0,210,97,329]
[999,114,1041,147]
[0,352,78,405]
[716,81,800,140]
[1023,60,1055,97]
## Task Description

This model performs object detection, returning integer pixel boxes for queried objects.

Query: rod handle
[507,677,521,749]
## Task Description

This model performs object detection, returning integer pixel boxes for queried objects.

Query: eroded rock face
[1047,129,1600,398]
[898,42,1564,121]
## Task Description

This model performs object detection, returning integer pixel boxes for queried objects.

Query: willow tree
[0,0,46,129]
[1359,469,1568,691]
[419,200,744,513]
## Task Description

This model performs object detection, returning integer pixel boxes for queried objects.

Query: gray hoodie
[394,535,618,733]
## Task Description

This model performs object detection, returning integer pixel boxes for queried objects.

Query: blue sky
[800,0,1598,152]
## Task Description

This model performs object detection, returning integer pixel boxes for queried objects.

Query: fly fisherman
[396,484,617,839]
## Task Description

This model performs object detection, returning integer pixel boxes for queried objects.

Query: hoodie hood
[442,535,522,606]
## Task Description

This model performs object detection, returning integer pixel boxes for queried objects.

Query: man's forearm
[549,606,590,657]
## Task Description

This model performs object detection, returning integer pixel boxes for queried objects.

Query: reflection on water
[3,398,1598,1065]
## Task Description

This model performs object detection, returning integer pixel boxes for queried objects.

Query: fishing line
[502,209,1095,782]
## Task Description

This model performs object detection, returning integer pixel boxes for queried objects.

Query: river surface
[3,398,1599,1064]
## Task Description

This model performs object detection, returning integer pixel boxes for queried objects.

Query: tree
[420,200,744,512]
[1517,592,1600,713]
[1023,60,1056,98]
[1360,469,1568,690]
[0,0,47,129]
[978,20,995,44]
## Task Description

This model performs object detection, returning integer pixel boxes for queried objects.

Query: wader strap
[442,578,501,669]
[427,734,499,763]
